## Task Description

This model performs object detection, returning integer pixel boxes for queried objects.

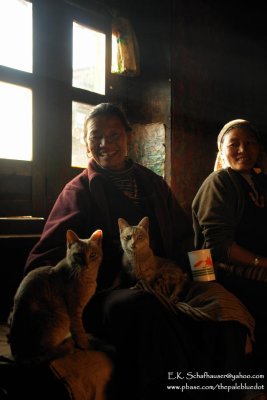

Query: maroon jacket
[25,160,193,288]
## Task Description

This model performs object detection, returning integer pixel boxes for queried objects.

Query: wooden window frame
[0,0,112,222]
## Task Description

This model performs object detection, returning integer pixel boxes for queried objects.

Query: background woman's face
[86,116,129,170]
[221,127,260,173]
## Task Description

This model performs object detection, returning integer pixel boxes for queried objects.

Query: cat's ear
[138,216,149,232]
[90,229,103,245]
[66,230,80,247]
[118,218,129,232]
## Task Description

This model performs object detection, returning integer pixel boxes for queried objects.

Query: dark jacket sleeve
[24,178,92,274]
[192,170,242,263]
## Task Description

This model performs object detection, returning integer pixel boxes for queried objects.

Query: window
[0,0,32,73]
[0,0,33,163]
[72,101,94,168]
[71,19,106,168]
[0,0,111,218]
[72,22,105,95]
[0,81,32,161]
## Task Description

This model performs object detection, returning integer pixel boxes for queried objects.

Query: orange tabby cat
[8,229,103,365]
[118,216,188,300]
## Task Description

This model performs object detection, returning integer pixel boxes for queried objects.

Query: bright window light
[72,101,94,168]
[72,22,105,95]
[0,0,32,73]
[0,81,32,161]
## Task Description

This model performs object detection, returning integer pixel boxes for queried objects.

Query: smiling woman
[23,104,252,400]
[192,119,267,380]
[193,118,267,268]
[84,103,132,171]
[217,119,262,174]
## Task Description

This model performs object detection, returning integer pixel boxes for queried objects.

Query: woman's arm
[192,170,240,263]
[193,169,267,268]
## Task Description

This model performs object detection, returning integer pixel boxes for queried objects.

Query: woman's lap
[83,288,247,399]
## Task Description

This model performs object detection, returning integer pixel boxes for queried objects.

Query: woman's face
[221,127,260,173]
[85,115,129,170]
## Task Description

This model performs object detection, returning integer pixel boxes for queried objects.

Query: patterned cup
[187,249,216,282]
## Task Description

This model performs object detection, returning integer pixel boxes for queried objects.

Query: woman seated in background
[25,106,251,400]
[192,119,267,377]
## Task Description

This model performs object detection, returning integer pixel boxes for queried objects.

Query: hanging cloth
[111,16,140,76]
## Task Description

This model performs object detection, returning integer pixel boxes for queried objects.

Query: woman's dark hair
[83,103,132,142]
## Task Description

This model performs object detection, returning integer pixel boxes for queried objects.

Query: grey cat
[8,229,103,365]
[118,216,188,300]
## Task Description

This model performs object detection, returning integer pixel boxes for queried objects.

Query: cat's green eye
[90,252,97,259]
[125,235,132,241]
[137,235,143,240]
